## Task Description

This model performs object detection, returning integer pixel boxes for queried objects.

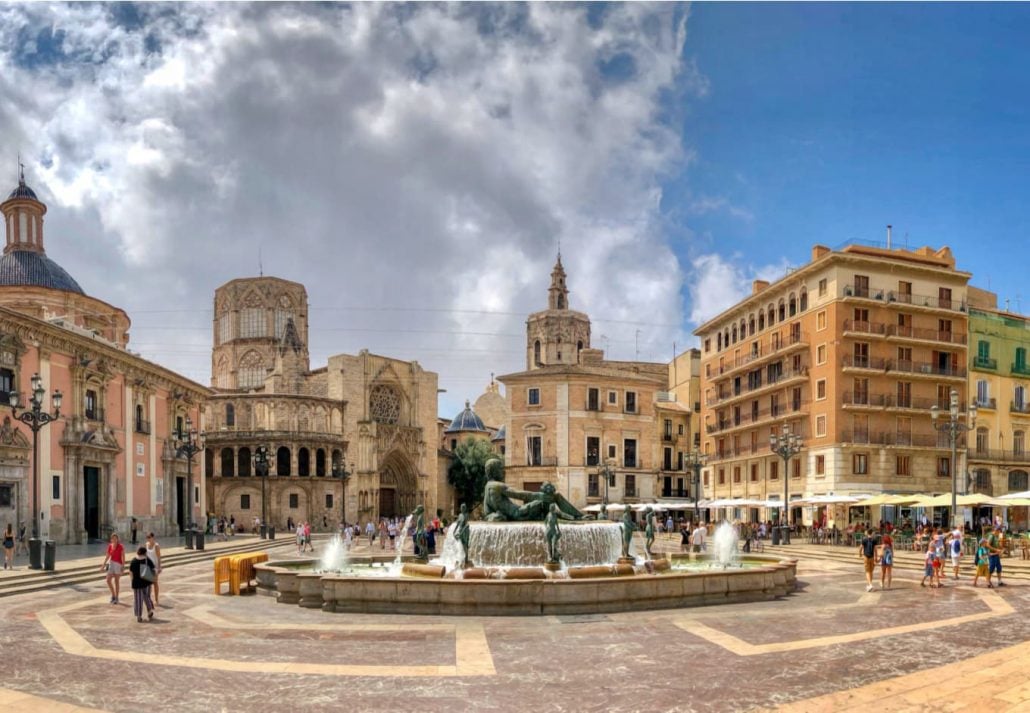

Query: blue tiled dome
[491,425,506,442]
[0,250,84,294]
[445,400,489,433]
[7,181,38,200]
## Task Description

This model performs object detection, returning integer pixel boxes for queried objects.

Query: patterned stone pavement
[1,544,1028,712]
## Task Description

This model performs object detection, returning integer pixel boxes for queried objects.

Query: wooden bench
[228,552,269,595]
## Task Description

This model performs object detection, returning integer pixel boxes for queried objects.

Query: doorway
[83,466,100,541]
[378,488,396,519]
[175,477,186,533]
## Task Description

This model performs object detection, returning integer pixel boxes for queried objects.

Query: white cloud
[0,2,700,413]
[687,253,790,326]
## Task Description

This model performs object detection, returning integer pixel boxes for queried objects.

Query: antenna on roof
[258,245,263,277]
[17,152,24,183]
[886,224,892,250]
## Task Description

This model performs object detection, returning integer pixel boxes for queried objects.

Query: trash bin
[771,527,781,546]
[268,526,275,540]
[185,529,195,550]
[28,537,43,570]
[43,540,56,571]
[194,529,205,551]
[260,524,268,540]
[782,526,791,546]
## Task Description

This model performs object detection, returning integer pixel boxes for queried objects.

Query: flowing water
[712,521,740,568]
[435,521,622,570]
[393,514,414,569]
[317,534,350,572]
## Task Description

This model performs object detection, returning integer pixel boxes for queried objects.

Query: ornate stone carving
[369,384,400,424]
[0,416,29,448]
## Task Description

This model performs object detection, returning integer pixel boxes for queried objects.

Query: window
[85,389,99,421]
[625,392,637,413]
[135,404,147,433]
[976,427,989,454]
[624,439,637,468]
[277,447,291,476]
[937,457,950,478]
[588,473,600,498]
[528,388,540,406]
[897,381,912,408]
[289,494,299,509]
[817,311,826,331]
[663,447,673,470]
[732,466,741,483]
[326,493,334,509]
[1014,431,1025,457]
[587,388,600,411]
[976,379,989,406]
[939,287,952,309]
[896,456,911,476]
[534,340,541,365]
[897,281,912,302]
[0,484,11,507]
[241,494,251,510]
[218,313,232,344]
[52,474,61,500]
[791,387,802,412]
[237,351,265,389]
[527,436,542,466]
[225,404,235,428]
[853,274,869,298]
[815,455,825,475]
[275,309,294,339]
[791,459,801,479]
[625,474,636,497]
[678,423,685,435]
[799,290,808,311]
[221,448,235,477]
[704,339,711,353]
[1016,386,1027,411]
[769,461,778,480]
[817,344,826,365]
[704,471,710,486]
[815,415,826,437]
[853,453,868,475]
[750,464,758,482]
[586,436,600,466]
[298,448,310,477]
[1010,470,1029,492]
[818,278,827,297]
[0,368,12,401]
[1016,348,1028,371]
[240,308,266,338]
[608,444,617,459]
[816,380,826,400]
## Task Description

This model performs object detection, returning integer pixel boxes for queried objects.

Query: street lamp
[173,416,205,545]
[331,459,352,528]
[770,422,803,545]
[254,445,269,538]
[9,373,62,570]
[598,458,616,506]
[684,449,707,525]
[931,388,977,529]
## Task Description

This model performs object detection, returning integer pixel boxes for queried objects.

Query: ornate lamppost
[255,445,269,538]
[598,458,616,506]
[931,388,977,529]
[332,459,352,528]
[684,449,707,525]
[9,373,62,570]
[173,416,204,545]
[769,422,802,545]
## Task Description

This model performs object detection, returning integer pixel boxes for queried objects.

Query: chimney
[811,245,830,260]
[887,225,892,250]
[751,279,770,295]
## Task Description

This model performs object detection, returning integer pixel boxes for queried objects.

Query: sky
[3,3,1030,418]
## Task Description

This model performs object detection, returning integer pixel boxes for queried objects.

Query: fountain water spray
[712,522,740,569]
[318,533,350,573]
[392,514,414,571]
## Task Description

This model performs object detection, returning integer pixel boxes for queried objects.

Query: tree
[447,437,501,510]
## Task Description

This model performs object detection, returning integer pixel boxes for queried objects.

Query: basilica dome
[445,400,489,433]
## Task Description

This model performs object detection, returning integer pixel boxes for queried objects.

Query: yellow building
[500,257,668,508]
[695,243,971,525]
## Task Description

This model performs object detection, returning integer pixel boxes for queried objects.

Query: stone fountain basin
[254,553,798,616]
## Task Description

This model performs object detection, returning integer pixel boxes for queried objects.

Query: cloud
[687,253,790,326]
[686,194,754,222]
[0,3,698,413]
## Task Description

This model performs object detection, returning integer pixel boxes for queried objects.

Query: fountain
[255,475,797,615]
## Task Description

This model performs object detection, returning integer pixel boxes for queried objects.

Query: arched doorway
[378,450,418,519]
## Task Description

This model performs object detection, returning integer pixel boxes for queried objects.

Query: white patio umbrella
[797,494,864,505]
[999,490,1030,500]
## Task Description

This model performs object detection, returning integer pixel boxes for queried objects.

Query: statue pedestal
[544,561,561,572]
[617,557,636,566]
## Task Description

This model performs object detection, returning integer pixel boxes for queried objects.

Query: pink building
[0,173,208,543]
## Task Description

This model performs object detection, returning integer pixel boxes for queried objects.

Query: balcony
[661,488,691,498]
[974,397,997,410]
[624,486,638,498]
[705,365,808,408]
[526,456,558,467]
[84,407,105,422]
[886,359,966,379]
[1011,402,1030,416]
[841,355,886,371]
[1013,363,1030,377]
[842,284,883,301]
[714,332,809,379]
[841,391,888,408]
[967,448,1030,464]
[842,319,887,338]
[885,290,967,313]
[706,400,807,436]
[662,432,676,442]
[973,356,997,370]
[588,481,600,498]
[134,419,151,435]
[885,395,946,411]
[887,324,967,346]
[840,431,948,448]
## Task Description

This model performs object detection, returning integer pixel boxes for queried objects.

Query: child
[932,540,944,587]
[129,546,155,623]
[972,538,991,588]
[921,543,937,588]
[877,534,894,590]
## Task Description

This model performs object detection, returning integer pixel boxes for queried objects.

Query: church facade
[203,276,443,529]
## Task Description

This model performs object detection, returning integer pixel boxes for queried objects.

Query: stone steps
[0,538,296,598]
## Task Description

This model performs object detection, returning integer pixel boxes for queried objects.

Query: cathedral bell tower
[525,254,591,370]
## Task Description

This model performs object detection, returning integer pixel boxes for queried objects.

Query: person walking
[303,521,313,552]
[972,537,991,588]
[144,532,162,607]
[130,517,138,545]
[295,522,305,554]
[859,528,878,592]
[101,533,125,604]
[947,525,963,580]
[987,525,1005,587]
[15,523,27,556]
[2,523,14,569]
[365,520,375,547]
[128,546,155,623]
[877,534,894,590]
[379,520,388,550]
[691,522,707,553]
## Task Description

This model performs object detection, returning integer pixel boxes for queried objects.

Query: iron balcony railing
[706,365,808,407]
[974,356,998,370]
[887,324,967,345]
[1013,363,1030,377]
[967,448,1030,464]
[887,359,966,379]
[842,319,887,336]
[841,355,887,370]
[1011,401,1030,415]
[715,331,809,375]
[974,397,997,410]
[842,391,888,407]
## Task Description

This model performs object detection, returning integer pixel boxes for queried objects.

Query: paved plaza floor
[1,538,1028,712]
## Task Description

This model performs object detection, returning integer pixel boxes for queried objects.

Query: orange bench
[228,552,269,595]
[214,555,233,595]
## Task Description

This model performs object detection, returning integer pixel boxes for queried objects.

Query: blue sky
[671,2,1030,311]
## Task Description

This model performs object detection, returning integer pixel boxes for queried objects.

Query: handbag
[140,560,157,583]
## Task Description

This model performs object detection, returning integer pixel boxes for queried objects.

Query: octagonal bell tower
[525,255,591,370]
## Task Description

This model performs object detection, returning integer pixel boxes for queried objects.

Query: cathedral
[203,276,443,529]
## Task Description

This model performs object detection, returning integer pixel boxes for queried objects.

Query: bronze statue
[482,480,585,522]
[455,503,471,568]
[644,506,656,559]
[484,457,504,483]
[545,504,561,564]
[413,505,427,560]
[621,509,635,559]
[597,503,608,521]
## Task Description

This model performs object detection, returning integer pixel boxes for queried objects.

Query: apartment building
[659,348,701,500]
[965,288,1030,528]
[695,243,971,524]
